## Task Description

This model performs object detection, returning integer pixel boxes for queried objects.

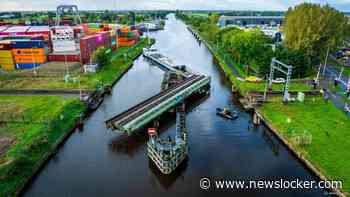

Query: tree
[284,3,350,65]
[275,46,310,78]
[92,47,109,68]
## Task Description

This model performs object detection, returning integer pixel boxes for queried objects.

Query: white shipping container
[52,40,76,52]
[4,26,30,32]
[28,26,49,32]
[51,26,74,41]
[0,26,9,32]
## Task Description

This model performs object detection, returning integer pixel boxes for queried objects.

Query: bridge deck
[106,74,209,133]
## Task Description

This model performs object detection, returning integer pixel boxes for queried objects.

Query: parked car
[272,78,286,84]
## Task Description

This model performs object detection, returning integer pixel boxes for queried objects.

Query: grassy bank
[0,96,86,196]
[0,38,154,91]
[185,20,349,194]
[188,26,312,96]
[259,97,350,193]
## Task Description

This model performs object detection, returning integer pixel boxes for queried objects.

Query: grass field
[0,96,86,196]
[208,41,312,96]
[189,13,209,17]
[259,97,350,193]
[0,38,154,91]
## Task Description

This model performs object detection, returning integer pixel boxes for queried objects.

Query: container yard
[0,21,141,71]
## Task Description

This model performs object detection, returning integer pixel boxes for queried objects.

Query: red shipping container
[80,35,97,64]
[0,41,12,50]
[48,53,80,62]
[80,24,89,33]
[26,32,50,41]
[80,32,113,64]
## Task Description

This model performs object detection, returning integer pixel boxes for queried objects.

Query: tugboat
[216,108,238,120]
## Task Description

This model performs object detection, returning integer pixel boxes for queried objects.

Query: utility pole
[315,63,322,84]
[322,46,330,76]
[147,24,150,46]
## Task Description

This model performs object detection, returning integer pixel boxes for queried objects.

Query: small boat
[143,47,158,54]
[216,108,238,120]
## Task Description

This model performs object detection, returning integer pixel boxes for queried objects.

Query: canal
[23,14,324,197]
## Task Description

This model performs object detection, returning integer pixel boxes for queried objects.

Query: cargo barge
[143,48,191,77]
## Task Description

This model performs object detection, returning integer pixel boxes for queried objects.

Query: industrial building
[218,15,284,28]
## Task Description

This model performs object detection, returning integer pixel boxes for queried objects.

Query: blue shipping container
[16,63,40,69]
[11,40,45,49]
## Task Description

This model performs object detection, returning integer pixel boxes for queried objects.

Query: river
[23,14,324,197]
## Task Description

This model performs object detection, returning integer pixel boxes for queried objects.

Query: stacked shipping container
[87,23,102,34]
[11,40,47,69]
[48,53,80,62]
[0,41,15,70]
[80,31,111,64]
[0,23,139,68]
[51,26,77,52]
[117,26,140,47]
[25,26,50,41]
[0,26,30,36]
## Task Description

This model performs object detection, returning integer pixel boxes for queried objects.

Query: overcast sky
[1,0,350,12]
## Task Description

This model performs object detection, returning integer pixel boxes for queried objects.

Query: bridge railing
[105,75,199,129]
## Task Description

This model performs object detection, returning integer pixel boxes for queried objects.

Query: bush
[92,47,110,68]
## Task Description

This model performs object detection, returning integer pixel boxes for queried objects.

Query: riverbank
[0,38,155,197]
[258,97,349,196]
[186,26,313,97]
[0,96,86,196]
[184,23,349,196]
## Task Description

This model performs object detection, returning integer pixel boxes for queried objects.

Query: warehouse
[218,15,284,28]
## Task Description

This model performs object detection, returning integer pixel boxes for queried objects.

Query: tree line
[177,3,350,78]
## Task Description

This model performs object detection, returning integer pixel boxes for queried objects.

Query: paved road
[322,64,350,116]
[0,89,83,97]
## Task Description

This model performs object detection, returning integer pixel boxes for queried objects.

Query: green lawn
[208,42,312,96]
[259,97,350,193]
[0,38,154,91]
[189,13,209,17]
[0,96,86,196]
[187,25,312,97]
[237,81,312,95]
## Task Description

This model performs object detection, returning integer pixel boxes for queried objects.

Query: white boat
[143,47,158,55]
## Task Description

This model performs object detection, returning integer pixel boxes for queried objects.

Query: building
[218,16,284,28]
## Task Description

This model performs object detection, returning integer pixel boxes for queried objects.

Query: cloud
[0,0,349,11]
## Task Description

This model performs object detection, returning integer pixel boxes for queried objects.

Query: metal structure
[106,50,210,134]
[268,58,292,102]
[55,5,82,26]
[143,50,190,78]
[147,103,188,174]
[105,74,210,134]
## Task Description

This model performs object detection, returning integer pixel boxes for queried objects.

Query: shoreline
[185,24,346,197]
[10,39,155,196]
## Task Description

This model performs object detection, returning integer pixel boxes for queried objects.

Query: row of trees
[177,12,310,78]
[284,3,350,66]
[178,3,350,78]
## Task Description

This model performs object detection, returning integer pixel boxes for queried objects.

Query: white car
[272,78,286,84]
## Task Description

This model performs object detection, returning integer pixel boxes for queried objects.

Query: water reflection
[262,128,280,156]
[23,14,325,197]
[109,94,209,157]
[148,157,188,190]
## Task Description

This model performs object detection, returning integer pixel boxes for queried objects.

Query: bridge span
[106,74,210,134]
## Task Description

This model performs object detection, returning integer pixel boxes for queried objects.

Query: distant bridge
[143,52,190,78]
